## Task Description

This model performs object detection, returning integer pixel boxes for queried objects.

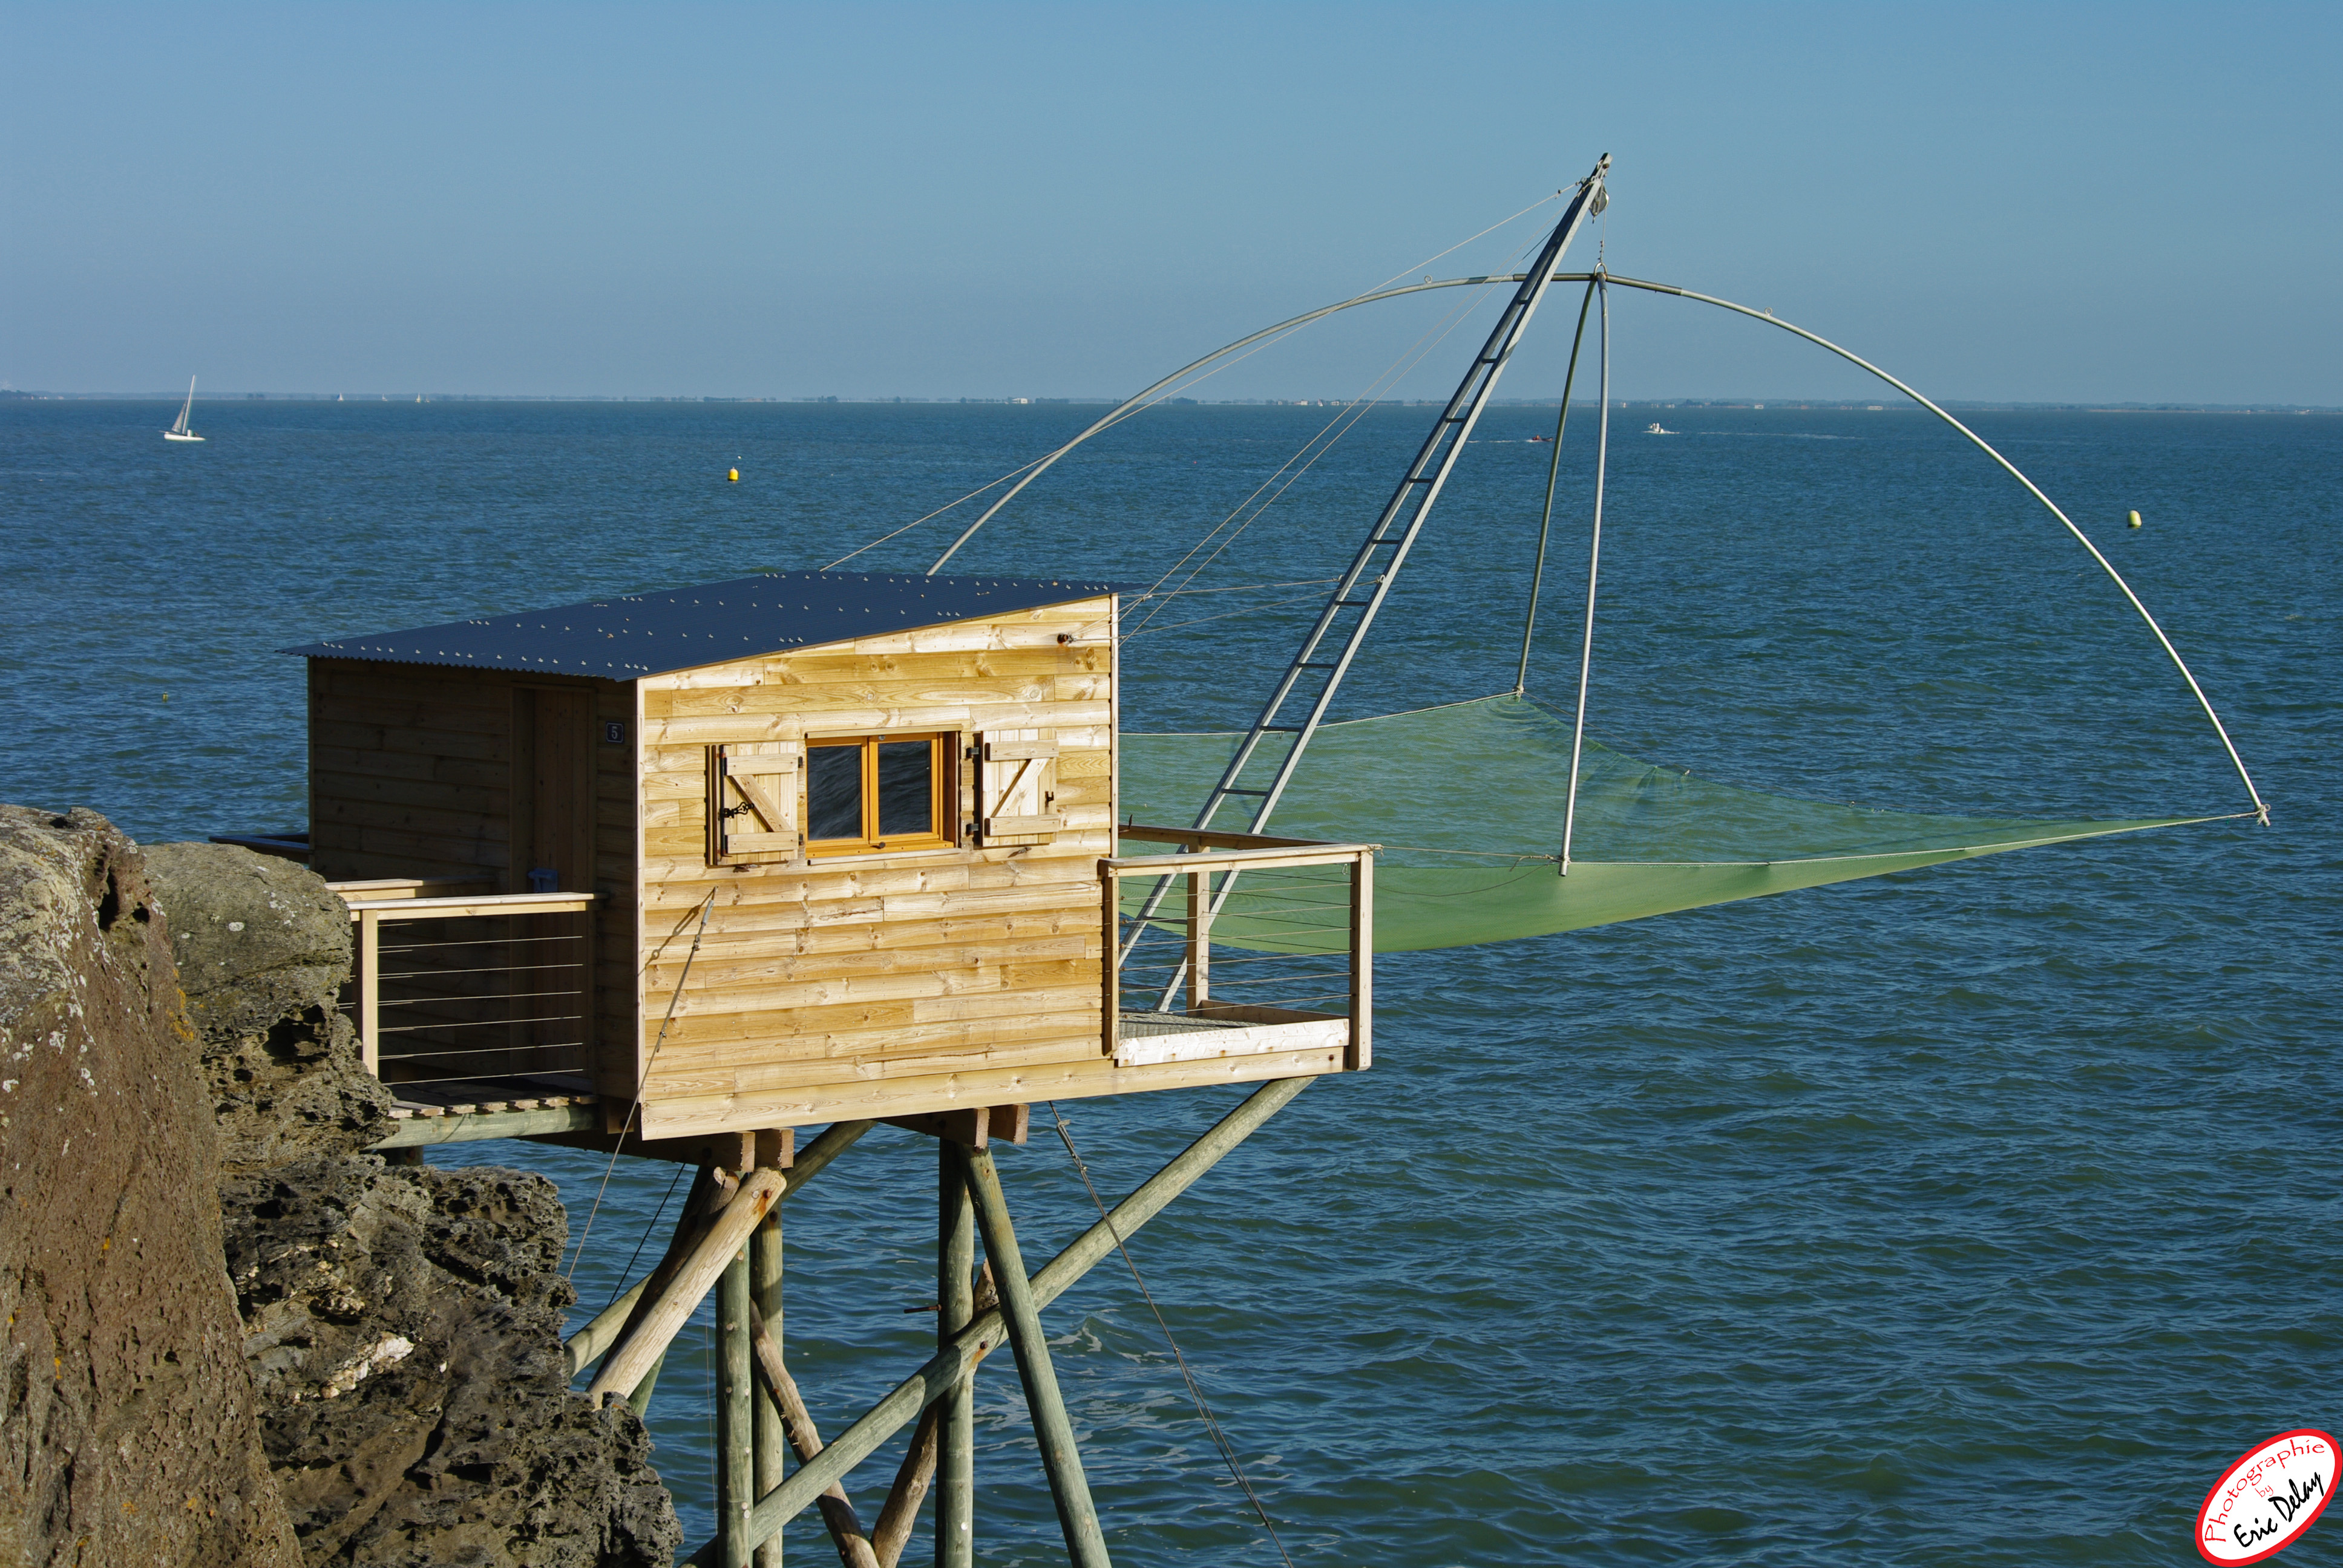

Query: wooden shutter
[976,729,1061,843]
[707,741,801,865]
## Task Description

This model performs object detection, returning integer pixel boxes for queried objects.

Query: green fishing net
[1117,694,2210,953]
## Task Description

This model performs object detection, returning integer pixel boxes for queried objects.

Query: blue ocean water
[2,397,2336,1566]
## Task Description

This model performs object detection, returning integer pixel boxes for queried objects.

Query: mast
[1190,155,1610,838]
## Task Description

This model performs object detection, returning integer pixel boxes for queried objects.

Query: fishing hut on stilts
[269,563,1374,1567]
[227,154,2267,1567]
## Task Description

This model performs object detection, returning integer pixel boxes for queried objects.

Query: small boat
[1647,422,1674,434]
[163,377,204,442]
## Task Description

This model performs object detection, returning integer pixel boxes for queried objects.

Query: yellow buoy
[728,468,739,483]
[2128,509,2142,528]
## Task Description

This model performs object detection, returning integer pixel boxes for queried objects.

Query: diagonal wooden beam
[588,1167,784,1403]
[872,1264,989,1568]
[563,1119,874,1379]
[684,1075,1311,1566]
[749,1304,880,1568]
[958,1143,1112,1567]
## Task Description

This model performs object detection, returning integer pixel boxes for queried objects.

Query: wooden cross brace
[678,1074,1312,1567]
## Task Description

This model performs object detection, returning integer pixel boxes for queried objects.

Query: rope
[1127,281,1505,639]
[820,455,1054,569]
[810,194,1570,580]
[564,887,717,1281]
[922,197,1570,575]
[1122,592,1337,640]
[1044,1102,1297,1568]
[1141,578,1340,598]
[601,1163,688,1313]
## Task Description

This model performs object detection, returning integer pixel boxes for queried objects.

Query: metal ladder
[1123,157,1610,998]
[1194,155,1610,838]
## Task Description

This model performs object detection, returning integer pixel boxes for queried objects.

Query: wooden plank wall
[309,659,514,881]
[632,596,1344,1137]
[305,659,640,1090]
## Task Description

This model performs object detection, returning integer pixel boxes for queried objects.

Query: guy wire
[1045,1102,1298,1568]
[566,887,718,1281]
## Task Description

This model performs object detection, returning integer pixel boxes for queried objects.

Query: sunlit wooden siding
[628,593,1339,1137]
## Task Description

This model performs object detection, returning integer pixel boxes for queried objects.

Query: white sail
[164,376,203,442]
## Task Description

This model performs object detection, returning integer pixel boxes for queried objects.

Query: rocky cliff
[0,807,303,1567]
[0,813,681,1568]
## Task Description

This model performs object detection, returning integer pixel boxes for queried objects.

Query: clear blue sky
[4,2,2336,403]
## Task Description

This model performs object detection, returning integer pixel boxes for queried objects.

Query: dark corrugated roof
[281,571,1126,679]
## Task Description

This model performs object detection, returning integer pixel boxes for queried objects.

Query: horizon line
[5,390,2339,414]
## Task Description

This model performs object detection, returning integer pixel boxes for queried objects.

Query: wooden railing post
[1184,867,1210,1013]
[357,909,381,1074]
[1348,851,1373,1071]
[1098,861,1121,1056]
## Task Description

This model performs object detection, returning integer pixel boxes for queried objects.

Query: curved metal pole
[913,264,2264,822]
[923,273,1538,573]
[1593,273,2269,823]
[1516,279,1598,693]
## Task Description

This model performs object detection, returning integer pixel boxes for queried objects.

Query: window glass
[806,745,864,840]
[875,740,934,837]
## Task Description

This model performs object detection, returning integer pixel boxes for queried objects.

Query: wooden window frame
[803,731,958,858]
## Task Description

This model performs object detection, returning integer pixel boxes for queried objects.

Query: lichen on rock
[0,806,304,1567]
[150,842,682,1567]
[1,824,681,1568]
[145,842,396,1171]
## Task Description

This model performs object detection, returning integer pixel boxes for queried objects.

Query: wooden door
[510,685,596,1079]
[516,685,595,892]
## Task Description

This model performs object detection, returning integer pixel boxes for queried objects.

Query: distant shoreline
[3,390,2336,415]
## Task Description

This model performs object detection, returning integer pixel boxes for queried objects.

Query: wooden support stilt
[936,1145,974,1568]
[566,1119,873,1383]
[872,1405,938,1568]
[719,1247,755,1568]
[749,1305,880,1568]
[955,1145,1113,1568]
[692,1077,1310,1567]
[588,1168,784,1403]
[753,1201,785,1568]
[628,1352,664,1416]
[876,1264,986,1568]
[564,1280,649,1379]
[600,1163,725,1391]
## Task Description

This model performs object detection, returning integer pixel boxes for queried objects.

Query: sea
[2,396,2336,1566]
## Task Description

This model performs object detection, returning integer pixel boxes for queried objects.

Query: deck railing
[1103,825,1374,1070]
[333,882,600,1096]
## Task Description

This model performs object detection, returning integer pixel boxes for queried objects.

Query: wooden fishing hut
[270,570,1377,1567]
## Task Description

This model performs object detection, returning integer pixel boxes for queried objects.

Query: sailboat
[163,377,204,442]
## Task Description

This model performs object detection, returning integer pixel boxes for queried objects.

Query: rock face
[149,843,681,1568]
[143,842,395,1172]
[221,1160,681,1566]
[0,807,303,1567]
